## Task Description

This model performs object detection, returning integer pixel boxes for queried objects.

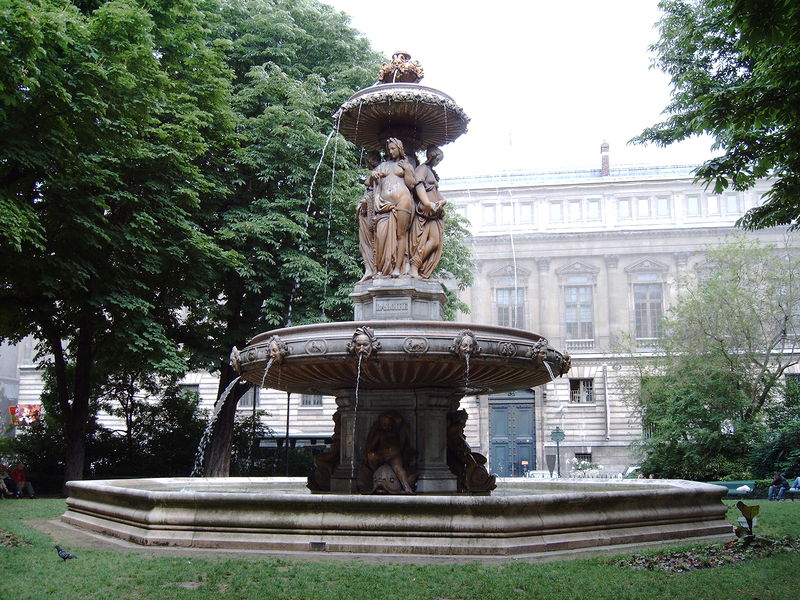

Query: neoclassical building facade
[3,157,797,478]
[441,160,793,477]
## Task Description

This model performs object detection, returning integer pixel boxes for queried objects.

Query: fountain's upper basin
[335,82,469,151]
[235,320,565,395]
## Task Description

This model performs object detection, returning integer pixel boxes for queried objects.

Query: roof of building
[440,164,699,191]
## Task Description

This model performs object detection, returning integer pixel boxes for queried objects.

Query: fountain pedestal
[330,388,461,493]
[350,277,447,321]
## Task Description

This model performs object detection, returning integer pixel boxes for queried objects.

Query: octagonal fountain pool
[62,477,731,557]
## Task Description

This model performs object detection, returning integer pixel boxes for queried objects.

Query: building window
[301,394,322,407]
[178,384,199,398]
[483,204,496,226]
[568,200,581,222]
[519,202,534,224]
[574,452,592,462]
[569,379,594,403]
[549,201,563,223]
[500,203,514,225]
[686,195,700,216]
[725,194,739,214]
[496,287,525,328]
[565,285,593,340]
[656,196,670,217]
[637,197,651,217]
[617,198,631,219]
[633,283,663,339]
[237,387,259,408]
[587,198,601,221]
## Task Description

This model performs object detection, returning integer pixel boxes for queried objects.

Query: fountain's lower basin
[61,477,732,557]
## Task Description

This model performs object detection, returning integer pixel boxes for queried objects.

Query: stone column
[413,390,461,493]
[329,391,360,493]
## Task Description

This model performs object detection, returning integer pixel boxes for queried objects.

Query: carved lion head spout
[347,326,381,359]
[450,329,480,360]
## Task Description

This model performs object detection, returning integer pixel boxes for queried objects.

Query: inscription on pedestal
[374,298,411,316]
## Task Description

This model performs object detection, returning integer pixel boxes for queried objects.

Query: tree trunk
[64,317,93,485]
[63,419,87,484]
[203,362,250,476]
[43,322,92,487]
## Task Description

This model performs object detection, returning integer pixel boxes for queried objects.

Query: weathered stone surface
[236,321,565,395]
[351,277,447,321]
[61,478,732,557]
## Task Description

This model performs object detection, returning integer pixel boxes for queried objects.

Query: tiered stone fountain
[61,53,732,558]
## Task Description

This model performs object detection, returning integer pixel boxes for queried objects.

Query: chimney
[601,140,610,176]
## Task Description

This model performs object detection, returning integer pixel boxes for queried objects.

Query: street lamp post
[550,426,565,478]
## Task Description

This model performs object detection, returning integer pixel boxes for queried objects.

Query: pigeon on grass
[54,545,77,561]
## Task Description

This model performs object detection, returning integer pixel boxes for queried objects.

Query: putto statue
[361,411,416,494]
[377,51,424,84]
[446,410,496,492]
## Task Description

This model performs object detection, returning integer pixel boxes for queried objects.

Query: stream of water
[350,353,364,484]
[286,127,337,326]
[191,376,242,476]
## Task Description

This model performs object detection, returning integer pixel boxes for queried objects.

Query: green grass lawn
[1,498,798,600]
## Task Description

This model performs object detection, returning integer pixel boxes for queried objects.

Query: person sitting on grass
[0,464,16,498]
[10,463,35,499]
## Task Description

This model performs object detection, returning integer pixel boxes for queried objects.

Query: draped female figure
[369,138,417,277]
[410,145,447,278]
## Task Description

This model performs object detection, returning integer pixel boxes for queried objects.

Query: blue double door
[488,391,536,477]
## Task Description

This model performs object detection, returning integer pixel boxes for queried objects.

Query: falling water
[322,124,342,309]
[464,351,471,390]
[510,227,519,325]
[286,127,337,326]
[260,357,275,389]
[308,128,337,211]
[351,353,364,483]
[191,376,242,476]
[543,359,556,382]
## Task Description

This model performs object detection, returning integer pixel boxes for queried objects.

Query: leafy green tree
[188,0,378,476]
[12,382,206,489]
[619,237,800,479]
[634,0,800,230]
[141,385,207,477]
[0,0,235,483]
[751,376,800,477]
[229,411,273,476]
[634,371,761,479]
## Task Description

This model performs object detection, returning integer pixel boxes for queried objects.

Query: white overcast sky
[324,0,715,178]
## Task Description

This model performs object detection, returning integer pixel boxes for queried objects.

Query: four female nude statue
[358,138,447,281]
